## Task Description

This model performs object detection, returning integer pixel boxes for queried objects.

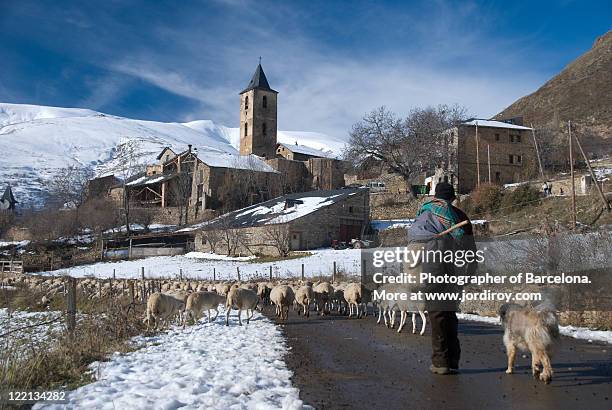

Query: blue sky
[1,0,610,137]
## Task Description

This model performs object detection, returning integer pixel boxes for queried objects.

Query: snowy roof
[161,147,276,173]
[180,187,368,231]
[462,119,532,130]
[197,152,276,172]
[278,142,336,159]
[125,173,175,187]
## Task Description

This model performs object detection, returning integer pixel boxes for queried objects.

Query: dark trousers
[429,311,460,368]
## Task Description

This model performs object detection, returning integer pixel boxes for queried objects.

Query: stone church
[98,63,345,223]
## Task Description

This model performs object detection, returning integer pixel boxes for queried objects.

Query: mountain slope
[495,30,612,139]
[0,103,345,206]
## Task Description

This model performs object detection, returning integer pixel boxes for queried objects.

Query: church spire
[240,63,277,94]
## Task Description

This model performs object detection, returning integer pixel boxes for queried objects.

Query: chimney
[188,144,192,153]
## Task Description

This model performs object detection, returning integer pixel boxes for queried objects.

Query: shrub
[470,183,503,215]
[501,184,541,214]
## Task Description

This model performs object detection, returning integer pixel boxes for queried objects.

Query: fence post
[237,267,241,282]
[213,267,216,282]
[129,281,135,303]
[66,277,77,335]
[269,266,272,281]
[301,263,305,281]
[180,269,183,281]
[333,261,337,283]
[113,269,116,280]
[141,268,146,303]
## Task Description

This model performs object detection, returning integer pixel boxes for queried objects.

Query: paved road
[267,310,612,410]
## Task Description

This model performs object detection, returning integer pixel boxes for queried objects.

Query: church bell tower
[239,63,278,159]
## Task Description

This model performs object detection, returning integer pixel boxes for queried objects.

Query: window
[495,133,500,141]
[262,122,267,136]
[516,135,522,143]
[244,122,248,137]
[245,96,249,110]
[495,172,501,182]
[517,155,522,164]
[349,206,354,213]
[509,154,514,164]
[263,95,267,108]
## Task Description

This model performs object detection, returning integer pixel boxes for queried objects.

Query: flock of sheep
[143,279,427,336]
[2,274,427,335]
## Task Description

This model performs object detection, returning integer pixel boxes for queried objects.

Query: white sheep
[225,287,260,326]
[270,285,295,320]
[344,283,365,318]
[183,291,226,327]
[295,285,314,317]
[313,282,334,315]
[144,292,185,330]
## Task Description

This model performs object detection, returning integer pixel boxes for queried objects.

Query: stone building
[187,187,370,256]
[110,145,280,223]
[432,119,537,194]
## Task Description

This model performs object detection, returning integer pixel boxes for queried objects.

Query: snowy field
[0,308,64,347]
[36,310,304,410]
[457,313,612,345]
[35,249,362,280]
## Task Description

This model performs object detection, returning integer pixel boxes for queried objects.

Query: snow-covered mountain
[0,103,346,206]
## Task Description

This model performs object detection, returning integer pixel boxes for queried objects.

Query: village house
[185,187,369,256]
[428,119,537,194]
[108,145,280,222]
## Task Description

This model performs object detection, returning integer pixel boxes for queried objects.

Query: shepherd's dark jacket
[407,207,477,311]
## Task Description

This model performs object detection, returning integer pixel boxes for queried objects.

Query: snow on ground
[35,249,361,280]
[36,310,303,410]
[457,313,612,345]
[0,308,64,346]
[0,240,31,248]
[371,219,414,231]
[184,252,256,261]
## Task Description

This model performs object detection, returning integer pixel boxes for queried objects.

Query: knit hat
[434,182,456,201]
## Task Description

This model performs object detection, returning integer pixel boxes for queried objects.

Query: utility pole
[573,131,610,211]
[475,121,481,186]
[568,121,577,228]
[487,144,491,183]
[530,124,545,179]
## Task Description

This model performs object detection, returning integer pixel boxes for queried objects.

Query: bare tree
[344,105,468,197]
[216,216,249,256]
[101,140,147,234]
[169,167,193,226]
[262,221,291,256]
[130,207,156,232]
[47,165,94,208]
[200,228,222,253]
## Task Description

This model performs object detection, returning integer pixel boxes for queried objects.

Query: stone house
[185,187,370,256]
[432,119,537,194]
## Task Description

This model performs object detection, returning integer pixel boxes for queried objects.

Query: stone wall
[307,158,346,190]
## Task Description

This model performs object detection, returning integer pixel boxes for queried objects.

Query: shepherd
[408,182,478,375]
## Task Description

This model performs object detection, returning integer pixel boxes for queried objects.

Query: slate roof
[240,64,278,94]
[179,187,368,231]
[278,142,336,159]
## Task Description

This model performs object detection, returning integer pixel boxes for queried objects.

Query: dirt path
[268,310,612,409]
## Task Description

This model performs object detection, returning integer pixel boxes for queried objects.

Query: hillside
[495,30,612,141]
[0,103,346,206]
